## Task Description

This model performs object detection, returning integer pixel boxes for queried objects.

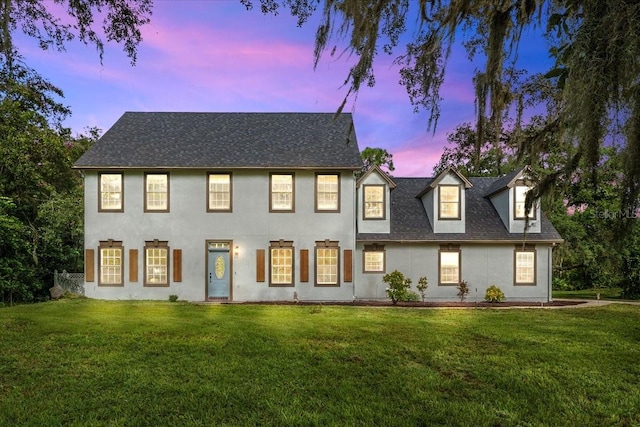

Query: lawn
[1,300,640,426]
[553,287,625,300]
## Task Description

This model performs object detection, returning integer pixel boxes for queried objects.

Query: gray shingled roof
[74,112,362,169]
[484,168,522,197]
[358,176,563,243]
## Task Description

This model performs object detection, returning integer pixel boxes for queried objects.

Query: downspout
[548,244,554,302]
[352,170,358,300]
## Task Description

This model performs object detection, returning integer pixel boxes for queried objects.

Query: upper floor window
[363,185,385,219]
[145,240,169,287]
[270,173,294,212]
[99,173,123,212]
[315,173,340,212]
[98,240,123,286]
[514,186,536,219]
[145,173,169,212]
[515,246,536,285]
[438,185,460,219]
[363,244,385,273]
[439,245,460,285]
[208,173,232,212]
[270,240,294,286]
[315,240,340,286]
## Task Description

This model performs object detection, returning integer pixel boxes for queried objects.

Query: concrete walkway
[551,298,640,308]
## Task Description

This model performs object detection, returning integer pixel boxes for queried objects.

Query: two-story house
[74,112,562,302]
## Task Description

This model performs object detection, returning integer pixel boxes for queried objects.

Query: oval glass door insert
[215,255,225,279]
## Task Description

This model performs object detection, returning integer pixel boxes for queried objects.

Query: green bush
[383,270,419,304]
[457,280,470,302]
[552,276,574,291]
[484,285,505,303]
[169,295,178,302]
[416,276,428,302]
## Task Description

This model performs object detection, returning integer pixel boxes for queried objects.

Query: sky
[15,1,552,177]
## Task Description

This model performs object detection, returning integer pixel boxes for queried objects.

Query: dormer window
[514,186,536,219]
[438,185,460,219]
[363,185,385,219]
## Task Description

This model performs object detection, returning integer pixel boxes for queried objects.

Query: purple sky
[16,1,551,177]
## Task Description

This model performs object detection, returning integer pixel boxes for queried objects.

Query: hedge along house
[74,112,563,302]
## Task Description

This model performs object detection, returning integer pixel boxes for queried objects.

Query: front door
[207,242,230,299]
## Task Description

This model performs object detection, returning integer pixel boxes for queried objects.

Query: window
[363,185,385,219]
[315,241,340,286]
[145,240,169,286]
[363,244,385,273]
[439,246,460,285]
[270,240,294,286]
[208,173,232,212]
[514,185,536,219]
[99,173,123,212]
[515,247,536,285]
[270,173,294,212]
[99,240,123,286]
[144,173,169,212]
[316,173,340,212]
[439,185,460,219]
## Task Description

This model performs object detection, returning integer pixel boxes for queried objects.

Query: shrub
[416,276,428,302]
[457,280,470,302]
[484,285,505,303]
[552,276,573,291]
[383,270,419,304]
[169,295,178,302]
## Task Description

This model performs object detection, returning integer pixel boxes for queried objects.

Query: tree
[0,58,96,302]
[433,122,518,177]
[0,0,152,66]
[243,0,640,219]
[0,197,35,305]
[0,1,147,303]
[359,146,394,177]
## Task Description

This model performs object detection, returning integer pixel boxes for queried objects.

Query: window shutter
[344,249,353,282]
[129,249,138,282]
[85,249,95,282]
[256,249,265,282]
[173,249,182,282]
[300,249,309,282]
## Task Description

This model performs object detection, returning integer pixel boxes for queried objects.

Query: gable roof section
[416,166,473,197]
[356,164,397,188]
[484,167,531,197]
[74,112,363,169]
[358,176,563,243]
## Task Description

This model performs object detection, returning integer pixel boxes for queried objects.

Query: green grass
[553,287,625,300]
[2,300,640,426]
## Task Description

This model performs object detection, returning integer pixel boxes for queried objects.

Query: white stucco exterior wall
[354,242,553,302]
[83,169,357,302]
[356,171,392,234]
[421,173,466,233]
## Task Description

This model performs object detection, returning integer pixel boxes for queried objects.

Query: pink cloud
[11,1,488,172]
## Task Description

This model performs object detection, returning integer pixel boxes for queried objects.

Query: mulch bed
[233,299,586,308]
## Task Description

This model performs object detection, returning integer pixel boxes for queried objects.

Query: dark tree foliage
[0,1,150,304]
[0,0,153,65]
[243,0,640,231]
[0,57,96,304]
[359,146,394,177]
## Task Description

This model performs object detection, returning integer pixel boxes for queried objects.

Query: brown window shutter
[256,249,265,282]
[173,249,182,282]
[85,249,95,282]
[300,249,309,282]
[344,249,353,282]
[128,249,138,282]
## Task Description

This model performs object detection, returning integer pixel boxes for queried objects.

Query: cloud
[12,1,489,176]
